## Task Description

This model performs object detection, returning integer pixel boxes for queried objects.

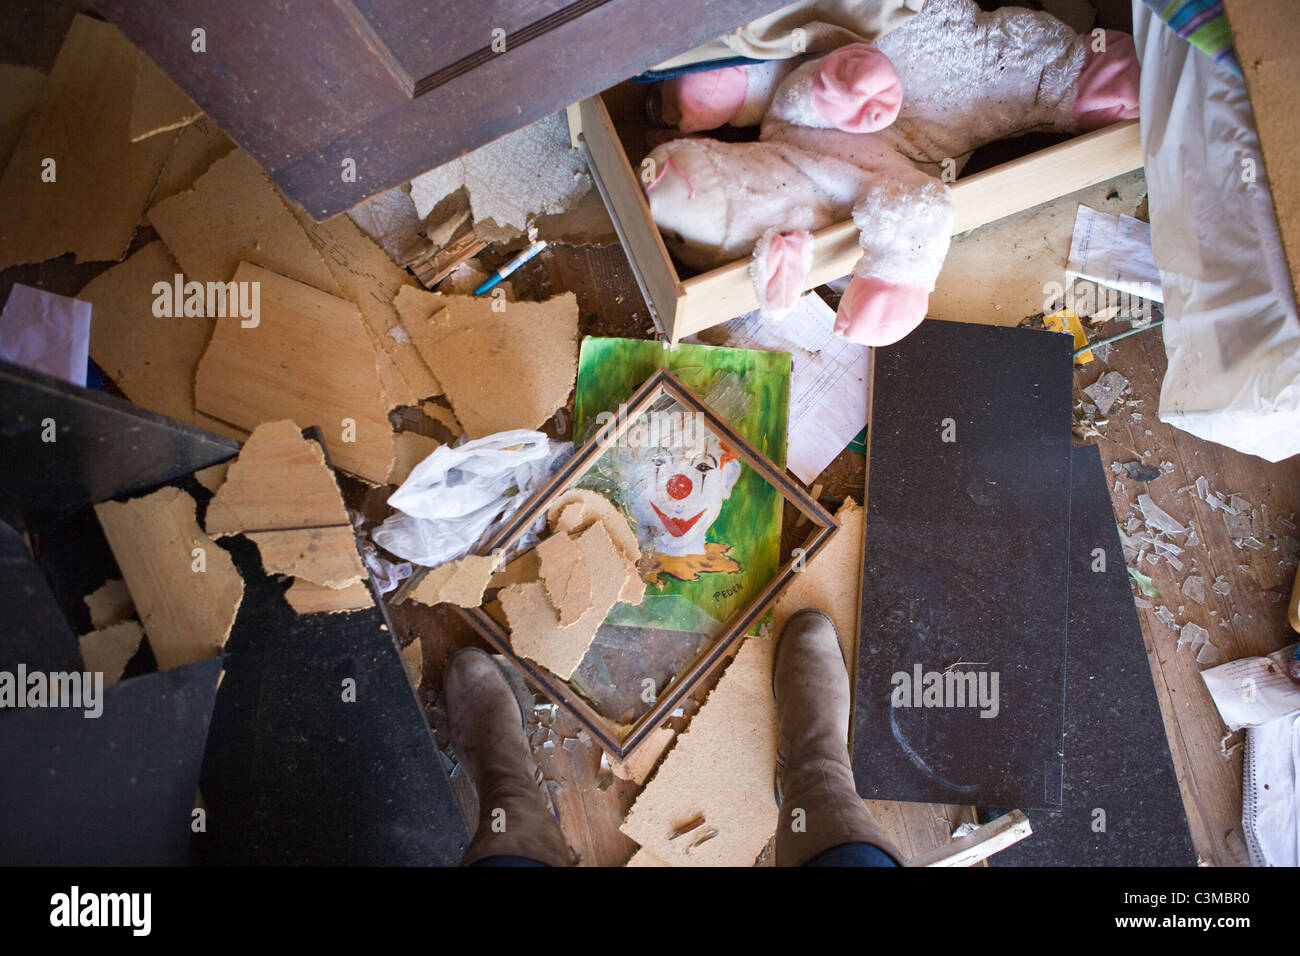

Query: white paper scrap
[0,283,91,385]
[1066,205,1164,303]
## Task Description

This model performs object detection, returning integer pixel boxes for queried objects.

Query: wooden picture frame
[449,367,837,760]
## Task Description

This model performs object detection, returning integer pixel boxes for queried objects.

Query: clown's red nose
[666,474,693,500]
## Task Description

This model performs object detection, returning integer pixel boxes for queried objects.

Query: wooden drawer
[569,92,1143,343]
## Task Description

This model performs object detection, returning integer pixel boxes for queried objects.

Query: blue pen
[474,239,548,295]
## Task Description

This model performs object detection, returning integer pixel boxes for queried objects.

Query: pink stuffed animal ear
[811,44,903,133]
[834,275,929,346]
[662,66,749,132]
[1072,30,1140,130]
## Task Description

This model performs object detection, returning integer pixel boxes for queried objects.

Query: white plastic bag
[373,429,568,567]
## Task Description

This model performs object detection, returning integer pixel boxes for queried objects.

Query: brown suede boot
[772,608,904,866]
[445,648,575,866]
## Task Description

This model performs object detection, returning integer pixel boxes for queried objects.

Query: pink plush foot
[811,44,903,133]
[1072,30,1140,130]
[752,229,813,319]
[662,66,749,132]
[834,275,929,346]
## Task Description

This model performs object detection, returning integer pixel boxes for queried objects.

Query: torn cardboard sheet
[394,287,579,439]
[83,578,134,631]
[409,112,591,233]
[420,400,462,437]
[285,579,372,614]
[79,240,243,438]
[389,430,441,486]
[609,723,678,785]
[544,488,643,605]
[501,520,639,681]
[192,461,230,494]
[205,420,351,534]
[402,638,424,690]
[621,637,779,866]
[0,15,175,268]
[488,548,541,590]
[129,52,200,142]
[290,204,442,405]
[0,64,45,171]
[94,486,244,670]
[247,526,367,589]
[194,264,397,484]
[148,149,339,291]
[409,552,497,608]
[0,284,91,386]
[77,621,143,686]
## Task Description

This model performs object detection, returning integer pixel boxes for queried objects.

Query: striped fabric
[1142,0,1242,76]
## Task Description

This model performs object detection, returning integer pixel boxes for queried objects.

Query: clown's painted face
[613,409,742,558]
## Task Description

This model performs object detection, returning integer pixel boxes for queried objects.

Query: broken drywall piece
[247,526,367,589]
[79,240,243,438]
[77,621,143,686]
[83,578,134,631]
[409,553,497,608]
[536,531,594,627]
[608,724,678,785]
[501,520,636,681]
[394,286,578,440]
[192,461,231,494]
[402,638,424,690]
[1082,370,1129,417]
[389,430,441,486]
[773,498,860,664]
[129,52,200,141]
[194,263,397,485]
[0,16,175,268]
[148,149,339,292]
[94,486,244,670]
[290,202,442,404]
[149,116,235,208]
[0,64,45,171]
[205,420,351,534]
[285,579,372,614]
[622,637,779,867]
[409,112,591,231]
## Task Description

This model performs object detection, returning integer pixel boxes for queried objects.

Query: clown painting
[573,338,790,635]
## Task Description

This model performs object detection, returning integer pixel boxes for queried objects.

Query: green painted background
[573,337,790,632]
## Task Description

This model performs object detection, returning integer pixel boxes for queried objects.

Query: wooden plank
[205,420,351,534]
[194,264,396,485]
[0,15,174,268]
[95,486,244,670]
[669,121,1143,341]
[911,810,1032,867]
[98,0,786,219]
[578,95,682,334]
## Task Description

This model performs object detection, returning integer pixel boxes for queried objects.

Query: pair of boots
[446,608,899,866]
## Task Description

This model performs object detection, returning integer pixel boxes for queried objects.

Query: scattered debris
[1138,493,1187,535]
[77,621,143,686]
[409,553,497,609]
[1128,566,1162,599]
[1181,575,1206,604]
[1083,370,1130,416]
[83,578,135,631]
[1122,461,1162,481]
[1211,575,1231,596]
[1177,621,1209,652]
[246,526,367,589]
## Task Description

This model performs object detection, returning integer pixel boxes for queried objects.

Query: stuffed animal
[645,0,1140,345]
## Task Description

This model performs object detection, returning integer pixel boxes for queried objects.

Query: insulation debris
[77,621,143,686]
[94,486,244,670]
[205,421,350,535]
[394,286,579,440]
[409,553,497,609]
[621,638,779,867]
[409,112,591,233]
[1082,370,1130,416]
